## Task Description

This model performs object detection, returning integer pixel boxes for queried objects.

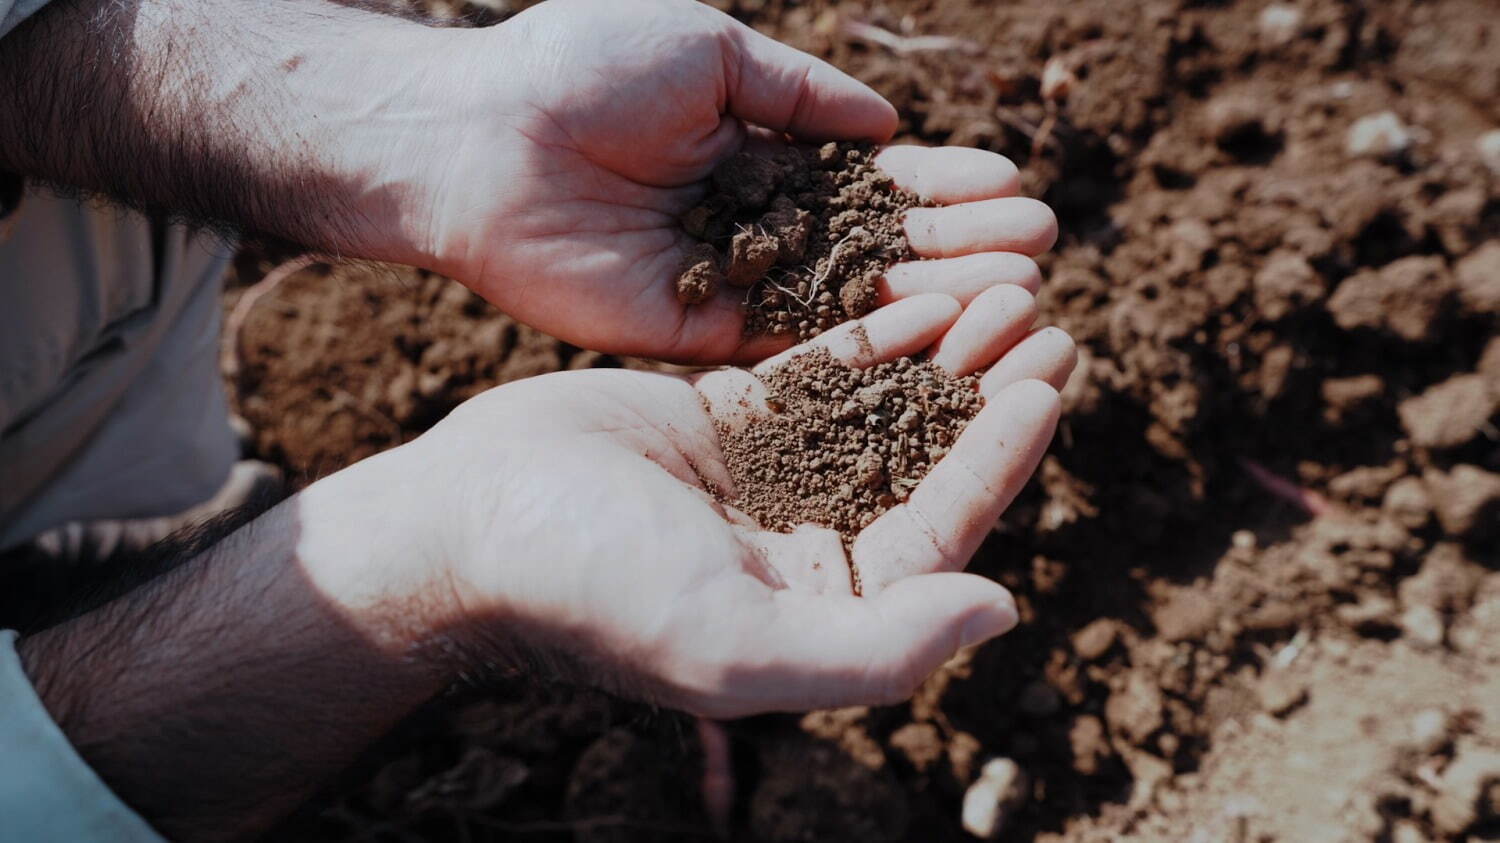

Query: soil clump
[714,348,983,591]
[674,142,927,341]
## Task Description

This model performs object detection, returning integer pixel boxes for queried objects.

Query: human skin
[19,292,1074,840]
[0,0,1055,363]
[2,0,1075,837]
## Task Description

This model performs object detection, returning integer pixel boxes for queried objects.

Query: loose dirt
[716,348,983,591]
[233,0,1500,841]
[675,142,926,341]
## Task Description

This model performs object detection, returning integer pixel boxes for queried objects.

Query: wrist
[293,443,461,684]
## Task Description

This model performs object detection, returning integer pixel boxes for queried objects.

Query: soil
[715,347,983,591]
[231,0,1500,841]
[675,142,926,340]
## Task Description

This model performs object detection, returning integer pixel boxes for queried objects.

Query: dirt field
[228,0,1500,840]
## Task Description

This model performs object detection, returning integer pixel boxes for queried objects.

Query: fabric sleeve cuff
[0,629,166,842]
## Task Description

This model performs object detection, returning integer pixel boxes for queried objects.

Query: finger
[927,285,1038,377]
[753,294,960,376]
[904,198,1058,258]
[690,573,1017,716]
[880,252,1042,305]
[874,146,1021,204]
[979,327,1078,396]
[723,16,897,141]
[853,379,1060,593]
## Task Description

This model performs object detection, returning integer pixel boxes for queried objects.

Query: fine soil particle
[674,142,928,341]
[714,347,983,593]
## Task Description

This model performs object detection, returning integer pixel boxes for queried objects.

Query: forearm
[15,452,454,841]
[0,0,454,263]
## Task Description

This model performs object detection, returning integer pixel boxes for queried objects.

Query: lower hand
[375,291,1075,717]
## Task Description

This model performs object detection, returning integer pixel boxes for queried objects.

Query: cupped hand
[400,292,1075,717]
[415,0,1055,364]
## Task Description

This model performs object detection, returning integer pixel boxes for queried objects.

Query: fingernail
[959,599,1019,648]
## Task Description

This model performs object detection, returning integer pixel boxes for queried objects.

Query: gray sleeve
[1,0,51,38]
[0,630,167,842]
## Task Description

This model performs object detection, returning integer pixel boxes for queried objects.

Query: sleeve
[1,0,52,38]
[0,630,166,842]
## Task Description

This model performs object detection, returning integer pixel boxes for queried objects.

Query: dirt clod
[675,243,723,305]
[676,142,927,341]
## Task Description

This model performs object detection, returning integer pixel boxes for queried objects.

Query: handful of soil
[715,347,984,594]
[676,142,928,341]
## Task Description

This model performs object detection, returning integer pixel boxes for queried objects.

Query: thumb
[703,573,1018,716]
[721,18,898,142]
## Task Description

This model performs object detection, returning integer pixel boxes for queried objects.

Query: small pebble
[1347,111,1414,159]
[961,758,1028,839]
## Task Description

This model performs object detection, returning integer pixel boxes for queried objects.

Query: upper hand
[401,0,1056,363]
[387,291,1075,717]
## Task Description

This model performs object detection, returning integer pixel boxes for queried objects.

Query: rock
[1347,111,1414,159]
[1258,671,1309,716]
[1431,742,1500,835]
[1408,708,1451,755]
[1328,256,1452,343]
[1017,680,1061,718]
[1384,476,1433,530]
[1069,715,1111,776]
[1401,604,1446,648]
[1321,374,1385,426]
[1479,130,1500,175]
[1073,618,1120,661]
[961,758,1028,839]
[1454,240,1500,316]
[1424,466,1500,539]
[1257,3,1302,44]
[1153,590,1217,643]
[1106,673,1165,745]
[1254,251,1323,321]
[1398,374,1499,450]
[1040,56,1074,101]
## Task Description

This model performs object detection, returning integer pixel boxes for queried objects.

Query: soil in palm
[675,142,927,341]
[714,347,983,592]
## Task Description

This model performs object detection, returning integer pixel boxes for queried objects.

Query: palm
[430,0,1057,364]
[432,294,1074,716]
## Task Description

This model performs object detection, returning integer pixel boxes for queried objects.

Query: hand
[393,292,1075,717]
[400,0,1057,363]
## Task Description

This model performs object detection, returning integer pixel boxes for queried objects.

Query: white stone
[1401,604,1445,648]
[1347,112,1414,158]
[1409,708,1449,754]
[1258,4,1303,44]
[962,758,1028,839]
[1478,130,1500,175]
[1040,56,1074,101]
